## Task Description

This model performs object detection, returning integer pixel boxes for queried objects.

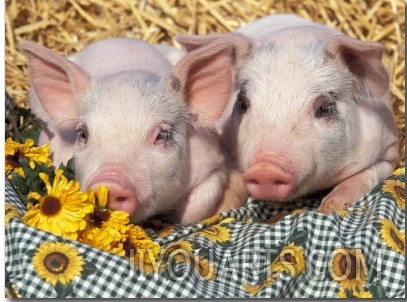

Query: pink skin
[87,168,137,215]
[243,157,295,201]
[85,123,171,215]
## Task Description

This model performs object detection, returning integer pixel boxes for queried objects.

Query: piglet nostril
[115,196,128,202]
[247,179,259,185]
[243,161,295,201]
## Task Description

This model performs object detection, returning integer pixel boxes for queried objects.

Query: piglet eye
[156,129,172,142]
[76,123,88,145]
[235,89,250,114]
[314,93,338,120]
[316,103,336,118]
[151,123,174,147]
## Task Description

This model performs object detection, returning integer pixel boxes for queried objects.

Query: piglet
[27,38,185,167]
[20,37,249,224]
[175,14,400,213]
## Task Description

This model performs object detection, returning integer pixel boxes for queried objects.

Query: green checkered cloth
[5,169,405,298]
[4,89,405,298]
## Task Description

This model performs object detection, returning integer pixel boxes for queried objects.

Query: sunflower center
[283,252,297,265]
[41,195,62,216]
[89,208,111,228]
[6,151,24,168]
[123,239,136,257]
[338,254,357,279]
[390,229,405,251]
[43,252,69,274]
[393,185,405,200]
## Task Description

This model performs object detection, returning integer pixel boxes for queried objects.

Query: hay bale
[5,0,405,165]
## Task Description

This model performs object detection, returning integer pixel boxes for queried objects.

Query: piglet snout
[87,169,137,215]
[243,161,295,201]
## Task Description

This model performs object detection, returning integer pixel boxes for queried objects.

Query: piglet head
[225,33,395,202]
[20,38,249,224]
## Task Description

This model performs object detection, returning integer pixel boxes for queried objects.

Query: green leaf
[192,241,201,251]
[8,172,30,204]
[288,230,308,246]
[368,284,387,298]
[58,158,75,181]
[372,221,382,231]
[55,281,73,298]
[81,261,97,278]
[26,249,37,259]
[10,107,44,144]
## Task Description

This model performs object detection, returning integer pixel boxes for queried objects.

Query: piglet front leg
[212,169,248,215]
[317,160,397,214]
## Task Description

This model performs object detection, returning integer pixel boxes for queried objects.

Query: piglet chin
[87,169,138,216]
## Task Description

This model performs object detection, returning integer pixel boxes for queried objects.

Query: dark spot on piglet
[170,76,182,92]
[230,47,237,65]
[325,50,336,60]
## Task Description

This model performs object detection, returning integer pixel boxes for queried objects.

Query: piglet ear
[170,34,251,125]
[175,32,252,59]
[325,35,389,98]
[175,33,224,52]
[19,41,91,122]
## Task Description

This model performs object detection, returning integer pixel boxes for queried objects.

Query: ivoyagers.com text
[123,246,389,283]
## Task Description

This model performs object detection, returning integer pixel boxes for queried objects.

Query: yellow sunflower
[334,209,350,218]
[5,204,21,226]
[196,256,217,280]
[196,218,234,243]
[5,138,51,177]
[353,289,373,298]
[22,169,95,240]
[392,167,405,176]
[337,288,347,298]
[242,273,278,295]
[163,240,194,264]
[154,225,176,238]
[128,229,170,274]
[124,224,161,264]
[337,287,373,298]
[270,242,306,277]
[80,186,131,252]
[330,248,367,291]
[382,180,405,209]
[380,218,405,255]
[32,241,85,286]
[199,214,223,225]
[91,185,130,238]
[291,209,309,216]
[79,225,125,255]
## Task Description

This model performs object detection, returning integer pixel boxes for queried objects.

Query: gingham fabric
[5,169,406,298]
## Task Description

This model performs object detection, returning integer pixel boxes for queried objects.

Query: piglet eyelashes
[151,123,174,147]
[314,93,338,120]
[76,122,89,146]
[156,129,173,143]
[315,102,337,119]
[235,88,250,114]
